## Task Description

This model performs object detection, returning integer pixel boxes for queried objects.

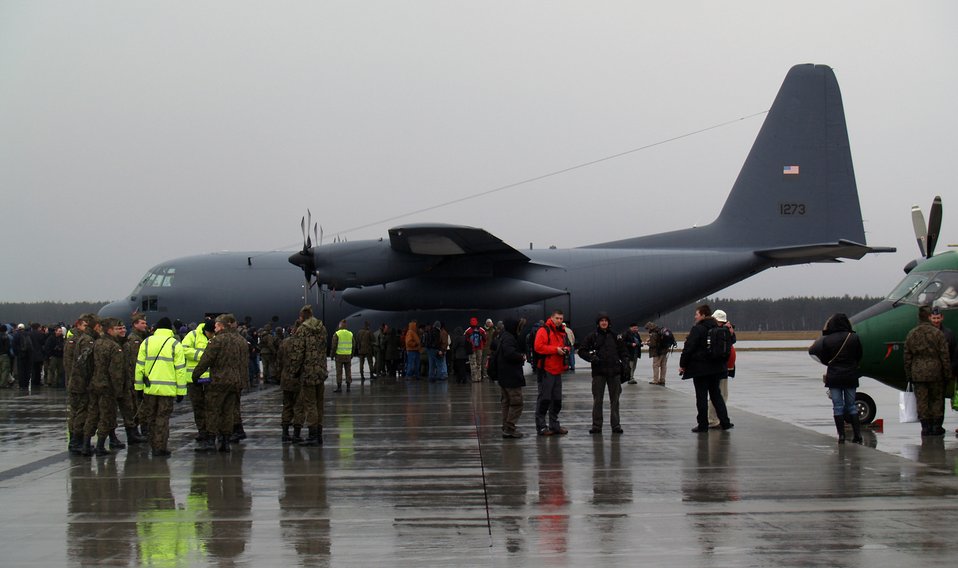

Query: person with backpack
[708,310,737,429]
[464,318,486,383]
[533,310,571,436]
[645,321,676,386]
[578,313,629,434]
[679,304,733,432]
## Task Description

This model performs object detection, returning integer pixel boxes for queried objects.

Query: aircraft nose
[98,299,135,320]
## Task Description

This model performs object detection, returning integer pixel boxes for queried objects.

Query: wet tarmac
[1,350,958,567]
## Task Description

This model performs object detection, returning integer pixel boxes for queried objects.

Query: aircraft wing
[755,240,896,263]
[388,224,529,262]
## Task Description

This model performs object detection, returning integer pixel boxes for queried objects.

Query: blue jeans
[405,351,421,378]
[829,387,857,416]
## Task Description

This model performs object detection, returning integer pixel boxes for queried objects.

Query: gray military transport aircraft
[99,64,893,339]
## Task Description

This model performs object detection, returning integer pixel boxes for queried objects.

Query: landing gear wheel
[855,392,876,424]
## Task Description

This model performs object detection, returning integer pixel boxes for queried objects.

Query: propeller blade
[926,195,942,258]
[300,216,306,249]
[313,223,319,249]
[911,205,928,258]
[319,225,324,246]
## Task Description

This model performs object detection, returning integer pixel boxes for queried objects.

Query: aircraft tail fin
[712,63,865,249]
[596,64,891,258]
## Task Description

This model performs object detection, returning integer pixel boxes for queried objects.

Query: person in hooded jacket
[808,312,864,443]
[497,318,527,438]
[578,313,629,434]
[679,304,733,433]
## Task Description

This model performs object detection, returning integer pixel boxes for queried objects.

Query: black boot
[282,424,292,443]
[95,435,112,456]
[932,416,946,436]
[848,414,863,444]
[108,429,126,450]
[218,434,231,453]
[292,425,304,444]
[81,437,94,457]
[126,426,146,444]
[194,432,216,452]
[68,431,82,454]
[920,419,931,436]
[298,426,322,446]
[140,424,149,439]
[833,416,846,443]
[229,423,246,443]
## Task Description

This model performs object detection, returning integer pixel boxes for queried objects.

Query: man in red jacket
[534,310,570,436]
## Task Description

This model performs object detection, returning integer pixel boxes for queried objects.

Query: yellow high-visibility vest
[335,329,353,356]
[135,328,188,396]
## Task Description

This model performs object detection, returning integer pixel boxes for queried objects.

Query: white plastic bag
[899,384,918,423]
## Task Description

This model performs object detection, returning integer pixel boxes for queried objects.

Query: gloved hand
[176,394,184,403]
[136,391,144,402]
[143,376,151,388]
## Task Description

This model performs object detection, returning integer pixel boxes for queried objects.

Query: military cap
[216,313,237,326]
[78,313,99,326]
[156,317,173,330]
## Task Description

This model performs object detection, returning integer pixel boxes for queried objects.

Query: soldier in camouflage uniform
[66,314,98,454]
[119,313,148,444]
[288,306,328,445]
[84,318,127,456]
[356,321,374,380]
[904,305,952,436]
[193,314,250,453]
[258,325,278,384]
[278,323,306,443]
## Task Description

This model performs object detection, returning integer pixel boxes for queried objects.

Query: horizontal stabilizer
[756,240,896,263]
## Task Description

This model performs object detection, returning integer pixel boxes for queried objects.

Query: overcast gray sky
[1,2,956,303]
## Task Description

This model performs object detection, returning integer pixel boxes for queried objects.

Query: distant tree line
[0,302,109,326]
[653,295,883,332]
[2,296,882,331]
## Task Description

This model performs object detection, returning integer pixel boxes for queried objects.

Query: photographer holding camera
[533,310,571,436]
[578,313,629,435]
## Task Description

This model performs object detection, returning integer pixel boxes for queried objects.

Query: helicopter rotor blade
[911,205,928,258]
[926,195,942,258]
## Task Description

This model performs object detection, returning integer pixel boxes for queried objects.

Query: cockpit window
[887,271,958,308]
[134,266,176,292]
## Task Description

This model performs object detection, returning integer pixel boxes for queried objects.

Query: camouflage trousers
[282,388,304,427]
[117,386,137,428]
[68,392,89,434]
[300,383,325,428]
[335,355,352,386]
[139,394,174,452]
[0,355,12,385]
[914,380,945,420]
[206,386,239,435]
[500,386,523,434]
[84,387,117,437]
[358,354,374,377]
[189,382,207,433]
[262,355,276,382]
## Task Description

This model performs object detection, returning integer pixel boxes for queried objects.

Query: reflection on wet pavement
[1,353,957,566]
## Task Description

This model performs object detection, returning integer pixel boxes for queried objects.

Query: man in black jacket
[497,318,527,439]
[679,304,733,433]
[578,313,629,434]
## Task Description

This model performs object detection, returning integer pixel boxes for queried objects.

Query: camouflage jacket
[904,321,952,383]
[286,318,328,387]
[123,329,147,389]
[356,328,373,355]
[68,330,96,394]
[277,335,298,391]
[192,329,249,390]
[63,327,81,387]
[92,334,126,394]
[259,332,278,357]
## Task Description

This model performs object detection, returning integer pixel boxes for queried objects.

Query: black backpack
[706,325,732,362]
[660,328,677,350]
